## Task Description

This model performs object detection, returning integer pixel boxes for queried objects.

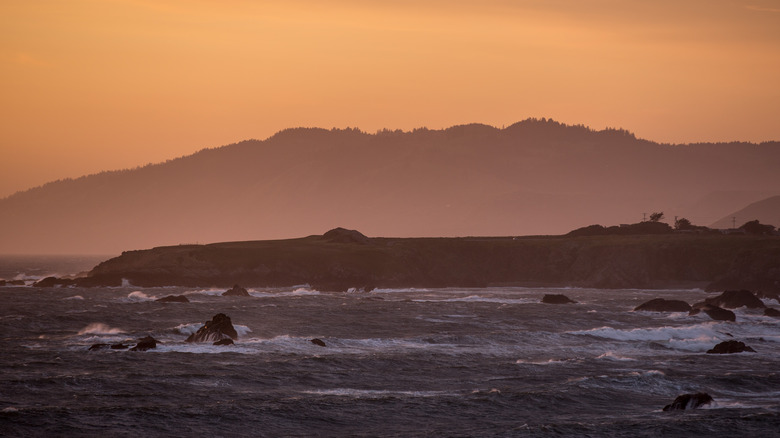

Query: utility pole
[643,212,647,222]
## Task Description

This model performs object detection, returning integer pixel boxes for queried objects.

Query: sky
[1,0,779,199]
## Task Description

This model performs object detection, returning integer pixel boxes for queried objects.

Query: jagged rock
[706,340,756,354]
[310,338,327,347]
[690,303,736,322]
[213,338,234,346]
[764,308,780,317]
[634,298,691,312]
[185,313,238,343]
[663,393,713,411]
[110,343,129,350]
[88,343,109,351]
[706,290,765,309]
[130,336,158,351]
[7,280,26,286]
[222,284,250,297]
[156,295,190,303]
[541,294,576,304]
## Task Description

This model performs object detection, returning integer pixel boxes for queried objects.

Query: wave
[412,295,537,304]
[570,323,725,351]
[124,291,156,302]
[64,295,84,300]
[173,323,252,338]
[77,323,125,335]
[300,388,456,399]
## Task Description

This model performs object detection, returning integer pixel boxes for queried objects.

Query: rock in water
[222,284,250,297]
[156,295,190,303]
[706,290,765,309]
[130,336,158,351]
[634,298,691,312]
[706,340,756,354]
[764,308,780,317]
[186,313,238,343]
[663,393,713,411]
[690,303,736,322]
[310,338,327,347]
[541,294,576,304]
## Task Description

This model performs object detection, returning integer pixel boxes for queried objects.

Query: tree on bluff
[674,217,692,230]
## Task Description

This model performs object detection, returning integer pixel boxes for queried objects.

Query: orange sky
[2,0,779,199]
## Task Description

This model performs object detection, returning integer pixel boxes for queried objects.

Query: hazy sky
[2,0,779,198]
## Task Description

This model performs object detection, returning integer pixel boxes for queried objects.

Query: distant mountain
[1,118,779,254]
[710,195,780,229]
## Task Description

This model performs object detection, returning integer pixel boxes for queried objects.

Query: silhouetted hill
[710,195,780,230]
[1,118,779,254]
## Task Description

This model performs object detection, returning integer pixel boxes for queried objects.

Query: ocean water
[1,257,779,437]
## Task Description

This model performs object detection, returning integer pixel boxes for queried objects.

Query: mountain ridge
[2,118,779,254]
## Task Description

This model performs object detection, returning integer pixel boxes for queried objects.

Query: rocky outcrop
[310,338,327,347]
[156,295,189,303]
[705,290,765,309]
[33,277,75,288]
[706,340,756,354]
[541,294,576,304]
[130,336,158,351]
[663,393,713,411]
[185,313,238,343]
[323,227,371,244]
[689,303,736,322]
[633,298,691,312]
[222,284,250,297]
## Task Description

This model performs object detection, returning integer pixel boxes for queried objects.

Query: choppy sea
[1,256,779,437]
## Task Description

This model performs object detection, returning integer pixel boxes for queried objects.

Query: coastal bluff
[76,228,780,292]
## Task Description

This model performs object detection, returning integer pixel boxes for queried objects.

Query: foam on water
[65,295,84,300]
[77,323,125,335]
[301,388,457,399]
[124,291,156,302]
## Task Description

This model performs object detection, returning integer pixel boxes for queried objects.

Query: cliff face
[80,231,780,292]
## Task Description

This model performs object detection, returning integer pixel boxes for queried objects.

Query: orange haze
[1,0,780,198]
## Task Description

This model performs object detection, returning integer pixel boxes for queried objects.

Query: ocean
[1,256,779,437]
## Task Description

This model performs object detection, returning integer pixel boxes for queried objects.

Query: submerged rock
[213,338,234,346]
[663,393,713,411]
[541,294,576,304]
[706,290,765,309]
[33,277,75,288]
[156,295,190,303]
[222,284,250,297]
[764,307,780,317]
[130,336,158,351]
[186,313,238,343]
[634,298,691,312]
[88,343,109,351]
[706,340,756,354]
[310,338,327,347]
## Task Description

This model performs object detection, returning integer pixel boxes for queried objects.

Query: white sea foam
[596,351,636,361]
[124,291,156,302]
[77,323,125,335]
[65,295,84,300]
